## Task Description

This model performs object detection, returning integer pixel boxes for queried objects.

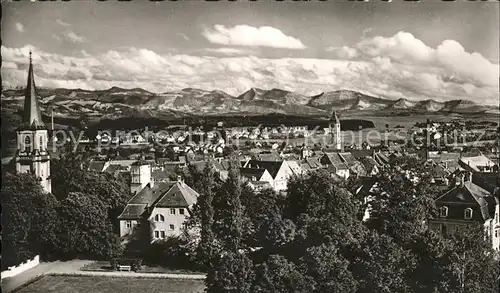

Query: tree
[240,186,286,247]
[193,163,220,270]
[442,225,499,293]
[361,156,438,245]
[205,251,254,293]
[299,243,358,293]
[252,254,314,293]
[351,230,416,293]
[52,192,122,260]
[213,165,245,252]
[1,172,58,268]
[50,155,130,232]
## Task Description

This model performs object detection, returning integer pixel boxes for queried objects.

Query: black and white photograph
[1,0,499,292]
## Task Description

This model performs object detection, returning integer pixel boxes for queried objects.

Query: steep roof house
[320,152,350,179]
[243,160,294,192]
[428,174,499,251]
[117,177,199,244]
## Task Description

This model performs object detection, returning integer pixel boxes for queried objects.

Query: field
[14,275,205,293]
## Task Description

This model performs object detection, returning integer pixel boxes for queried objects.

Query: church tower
[15,52,52,193]
[329,110,342,151]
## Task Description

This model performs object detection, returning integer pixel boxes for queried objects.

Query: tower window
[464,208,473,219]
[40,136,43,149]
[24,136,31,151]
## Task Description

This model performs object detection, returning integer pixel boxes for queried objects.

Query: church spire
[330,109,339,123]
[23,51,45,128]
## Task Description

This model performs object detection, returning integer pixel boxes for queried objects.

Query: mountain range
[1,87,499,121]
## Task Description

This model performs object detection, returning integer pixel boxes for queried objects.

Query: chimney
[177,175,184,186]
[444,177,449,186]
[468,172,473,183]
[460,174,465,187]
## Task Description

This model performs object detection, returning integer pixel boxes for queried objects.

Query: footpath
[1,260,206,293]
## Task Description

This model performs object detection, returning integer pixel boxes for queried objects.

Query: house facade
[118,177,199,243]
[243,160,294,192]
[428,175,500,251]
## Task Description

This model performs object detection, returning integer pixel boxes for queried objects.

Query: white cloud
[326,46,358,59]
[176,32,189,41]
[200,47,257,56]
[202,25,306,49]
[15,22,24,33]
[56,19,71,27]
[1,42,498,105]
[338,31,499,90]
[64,31,86,43]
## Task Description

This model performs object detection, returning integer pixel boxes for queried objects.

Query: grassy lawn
[81,261,204,275]
[15,275,205,293]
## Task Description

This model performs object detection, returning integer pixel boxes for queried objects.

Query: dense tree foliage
[2,155,129,265]
[197,156,499,293]
[1,173,58,269]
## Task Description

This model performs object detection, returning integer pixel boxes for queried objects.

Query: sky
[2,0,499,105]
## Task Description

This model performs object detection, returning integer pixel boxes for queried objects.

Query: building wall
[1,255,40,279]
[130,164,152,194]
[489,204,500,251]
[273,162,291,192]
[149,207,190,241]
[15,129,52,193]
[119,219,140,238]
[259,170,274,186]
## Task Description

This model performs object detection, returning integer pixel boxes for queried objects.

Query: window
[170,208,176,215]
[496,213,498,224]
[179,208,185,215]
[169,224,175,230]
[495,229,498,238]
[154,230,159,238]
[464,208,473,219]
[440,206,448,217]
[154,214,165,222]
[24,136,31,151]
[39,136,43,149]
[126,221,132,228]
[160,231,165,238]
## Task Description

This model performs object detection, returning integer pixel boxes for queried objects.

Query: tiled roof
[240,168,268,180]
[323,153,349,170]
[459,155,496,171]
[472,172,500,194]
[118,204,148,220]
[245,160,284,178]
[350,150,374,159]
[155,182,199,207]
[285,160,302,176]
[128,182,174,205]
[88,161,106,172]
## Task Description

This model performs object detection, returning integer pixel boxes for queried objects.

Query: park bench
[117,265,132,272]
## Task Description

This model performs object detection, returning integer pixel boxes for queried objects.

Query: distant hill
[2,86,498,122]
